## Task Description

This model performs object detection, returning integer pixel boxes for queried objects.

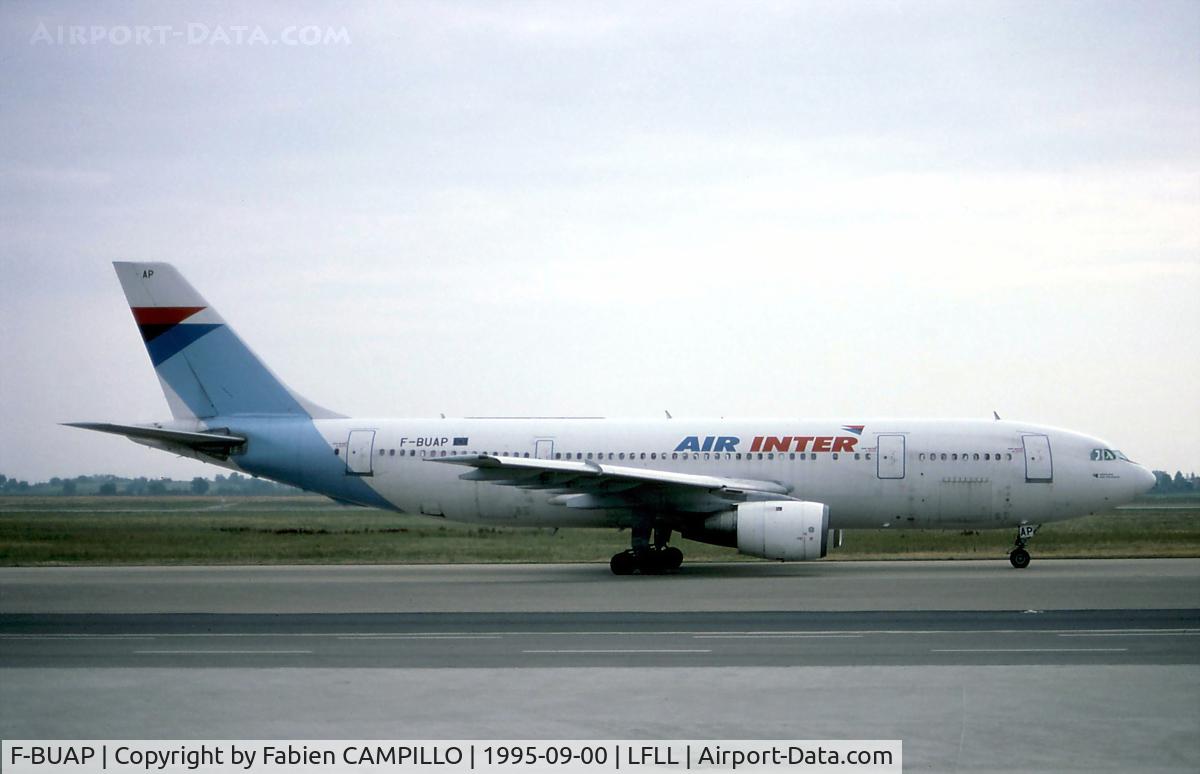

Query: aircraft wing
[64,422,245,458]
[431,454,794,512]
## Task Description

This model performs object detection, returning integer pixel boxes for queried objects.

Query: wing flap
[431,453,793,512]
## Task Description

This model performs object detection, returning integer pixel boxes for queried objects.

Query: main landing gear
[1009,523,1040,569]
[610,522,684,575]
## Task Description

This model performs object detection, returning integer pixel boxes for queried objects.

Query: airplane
[68,262,1158,574]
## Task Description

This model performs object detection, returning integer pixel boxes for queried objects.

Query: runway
[2,609,1197,668]
[2,560,1199,772]
[2,558,1197,613]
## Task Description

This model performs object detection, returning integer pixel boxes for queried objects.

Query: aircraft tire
[1009,548,1031,569]
[662,546,684,571]
[635,550,665,575]
[610,550,637,575]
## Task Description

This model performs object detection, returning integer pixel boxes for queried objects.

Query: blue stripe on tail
[147,324,221,366]
[157,325,307,417]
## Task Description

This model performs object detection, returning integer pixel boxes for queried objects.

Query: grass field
[1,495,1198,565]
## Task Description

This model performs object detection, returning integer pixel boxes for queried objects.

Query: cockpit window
[1091,448,1130,462]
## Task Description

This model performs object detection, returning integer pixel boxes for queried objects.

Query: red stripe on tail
[131,306,206,325]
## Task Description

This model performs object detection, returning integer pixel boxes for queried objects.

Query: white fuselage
[92,263,1158,558]
[290,417,1153,530]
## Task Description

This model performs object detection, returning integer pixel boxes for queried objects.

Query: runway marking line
[134,650,314,655]
[694,634,864,639]
[4,628,1196,639]
[931,648,1129,653]
[336,635,502,640]
[521,649,713,654]
[1059,632,1200,638]
[0,635,157,640]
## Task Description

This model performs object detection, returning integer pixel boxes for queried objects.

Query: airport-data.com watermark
[29,21,351,47]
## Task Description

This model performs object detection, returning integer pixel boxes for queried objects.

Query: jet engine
[682,500,830,561]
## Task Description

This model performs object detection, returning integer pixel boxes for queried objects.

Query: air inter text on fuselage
[674,436,859,453]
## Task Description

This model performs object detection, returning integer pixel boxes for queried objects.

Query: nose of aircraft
[1136,465,1157,494]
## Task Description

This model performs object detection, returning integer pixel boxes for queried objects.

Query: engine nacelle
[679,500,831,560]
[736,500,830,560]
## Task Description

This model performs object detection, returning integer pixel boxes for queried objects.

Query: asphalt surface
[2,558,1197,613]
[1,609,1197,668]
[2,560,1198,772]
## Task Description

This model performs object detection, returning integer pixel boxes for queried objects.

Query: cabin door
[1022,434,1053,482]
[877,434,906,479]
[534,439,555,459]
[345,430,376,476]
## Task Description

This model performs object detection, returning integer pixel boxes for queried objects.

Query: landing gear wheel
[635,550,665,575]
[613,517,683,575]
[610,550,637,575]
[1008,524,1039,569]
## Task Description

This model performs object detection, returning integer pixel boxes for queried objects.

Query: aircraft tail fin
[112,262,341,420]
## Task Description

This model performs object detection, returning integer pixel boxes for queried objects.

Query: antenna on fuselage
[664,409,672,419]
[993,410,1002,421]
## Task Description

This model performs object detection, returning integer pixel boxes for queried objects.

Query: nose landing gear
[1010,524,1040,569]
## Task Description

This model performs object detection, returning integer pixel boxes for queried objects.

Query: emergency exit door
[345,430,376,476]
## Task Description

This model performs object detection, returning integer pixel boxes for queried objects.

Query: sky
[1,1,1197,482]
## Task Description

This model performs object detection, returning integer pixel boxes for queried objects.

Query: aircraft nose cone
[1137,465,1157,494]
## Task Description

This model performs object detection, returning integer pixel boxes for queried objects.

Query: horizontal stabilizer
[64,422,245,453]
